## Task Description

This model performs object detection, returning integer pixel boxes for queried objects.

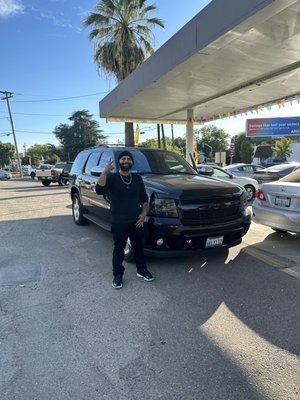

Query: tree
[84,0,164,146]
[141,137,182,154]
[25,143,62,165]
[195,125,229,158]
[0,142,15,167]
[54,110,107,161]
[240,141,253,163]
[230,132,255,163]
[273,137,293,161]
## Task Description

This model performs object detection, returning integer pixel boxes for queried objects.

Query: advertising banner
[246,117,300,138]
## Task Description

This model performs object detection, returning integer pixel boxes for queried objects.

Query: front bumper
[253,201,300,233]
[144,208,251,255]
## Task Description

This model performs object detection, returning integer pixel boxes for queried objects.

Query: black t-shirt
[95,173,148,223]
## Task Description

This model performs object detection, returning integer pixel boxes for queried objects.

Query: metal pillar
[186,108,194,163]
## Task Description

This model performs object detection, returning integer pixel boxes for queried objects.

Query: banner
[246,117,300,138]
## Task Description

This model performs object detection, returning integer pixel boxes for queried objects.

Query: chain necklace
[119,172,132,187]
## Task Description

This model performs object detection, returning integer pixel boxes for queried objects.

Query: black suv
[69,147,251,261]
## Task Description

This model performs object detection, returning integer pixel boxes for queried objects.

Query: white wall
[287,143,300,162]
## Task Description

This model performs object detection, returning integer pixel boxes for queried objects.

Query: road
[0,178,299,400]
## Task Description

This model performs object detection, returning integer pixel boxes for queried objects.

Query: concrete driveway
[0,179,299,400]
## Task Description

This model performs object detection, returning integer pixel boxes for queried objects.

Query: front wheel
[244,184,255,201]
[30,172,36,180]
[72,193,88,225]
[42,180,51,186]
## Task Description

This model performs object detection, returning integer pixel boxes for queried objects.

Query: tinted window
[55,163,65,169]
[253,165,265,172]
[99,150,113,170]
[71,152,90,174]
[63,163,73,172]
[114,149,196,175]
[279,166,296,175]
[267,164,294,173]
[84,150,102,174]
[280,169,300,183]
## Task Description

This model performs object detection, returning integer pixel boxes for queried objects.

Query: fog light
[157,238,164,247]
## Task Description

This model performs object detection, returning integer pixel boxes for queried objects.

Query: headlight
[149,198,179,218]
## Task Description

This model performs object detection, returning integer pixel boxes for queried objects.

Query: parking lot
[0,178,299,400]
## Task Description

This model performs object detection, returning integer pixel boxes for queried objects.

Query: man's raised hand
[104,160,114,174]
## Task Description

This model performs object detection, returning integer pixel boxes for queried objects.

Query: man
[96,150,154,289]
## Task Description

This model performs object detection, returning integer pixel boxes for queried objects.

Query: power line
[0,111,100,117]
[12,91,109,103]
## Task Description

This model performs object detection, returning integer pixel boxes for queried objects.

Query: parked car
[31,164,53,180]
[0,169,12,180]
[36,162,73,186]
[253,169,300,234]
[51,162,73,186]
[69,147,251,261]
[252,162,300,184]
[224,163,265,179]
[197,165,258,200]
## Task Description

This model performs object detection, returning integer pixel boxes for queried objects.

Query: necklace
[119,173,132,186]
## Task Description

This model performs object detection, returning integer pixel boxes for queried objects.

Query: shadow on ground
[0,214,299,399]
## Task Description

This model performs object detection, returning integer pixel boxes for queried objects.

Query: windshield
[114,149,197,175]
[280,169,300,183]
[266,164,296,173]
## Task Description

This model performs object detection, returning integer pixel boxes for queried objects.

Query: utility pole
[171,124,174,147]
[157,124,161,148]
[161,124,166,150]
[0,91,23,177]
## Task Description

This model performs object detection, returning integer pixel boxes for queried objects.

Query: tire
[72,193,88,225]
[124,238,135,263]
[42,180,51,186]
[272,228,287,234]
[244,184,255,201]
[30,172,36,180]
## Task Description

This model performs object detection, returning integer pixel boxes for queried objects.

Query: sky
[0,0,299,153]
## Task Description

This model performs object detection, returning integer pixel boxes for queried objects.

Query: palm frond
[147,17,164,28]
[84,13,109,27]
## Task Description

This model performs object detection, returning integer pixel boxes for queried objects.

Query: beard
[119,163,132,172]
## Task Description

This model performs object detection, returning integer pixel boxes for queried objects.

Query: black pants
[111,222,147,277]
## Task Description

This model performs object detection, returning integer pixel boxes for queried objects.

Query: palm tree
[84,0,164,146]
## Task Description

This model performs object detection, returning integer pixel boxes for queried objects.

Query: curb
[241,246,300,278]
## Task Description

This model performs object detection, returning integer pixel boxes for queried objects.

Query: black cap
[117,150,134,164]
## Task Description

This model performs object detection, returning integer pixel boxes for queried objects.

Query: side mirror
[229,174,234,179]
[198,166,214,176]
[91,166,102,177]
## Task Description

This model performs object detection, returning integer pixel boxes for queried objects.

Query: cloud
[0,0,24,18]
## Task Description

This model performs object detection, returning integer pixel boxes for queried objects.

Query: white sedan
[197,165,258,200]
[253,169,300,233]
[0,170,12,180]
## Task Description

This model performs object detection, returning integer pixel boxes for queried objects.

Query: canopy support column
[186,108,194,163]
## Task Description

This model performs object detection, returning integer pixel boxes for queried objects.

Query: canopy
[99,0,300,125]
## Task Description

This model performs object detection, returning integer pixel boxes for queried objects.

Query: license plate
[275,196,291,207]
[205,236,224,248]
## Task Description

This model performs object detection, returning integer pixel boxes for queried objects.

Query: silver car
[252,169,300,233]
[0,170,12,180]
[224,163,265,179]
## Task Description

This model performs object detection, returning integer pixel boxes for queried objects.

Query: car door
[81,150,103,211]
[92,149,115,223]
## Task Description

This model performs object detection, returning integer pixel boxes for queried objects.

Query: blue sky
[0,0,299,152]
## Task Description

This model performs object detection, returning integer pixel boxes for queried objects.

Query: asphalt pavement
[0,178,299,400]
